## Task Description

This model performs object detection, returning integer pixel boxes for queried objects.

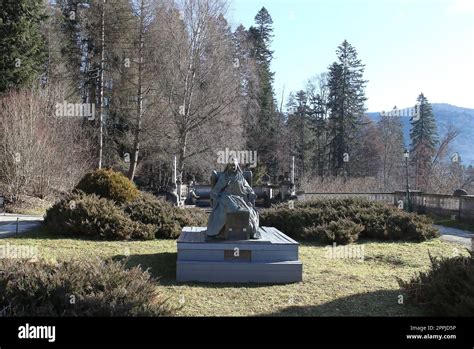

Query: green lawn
[2,229,468,316]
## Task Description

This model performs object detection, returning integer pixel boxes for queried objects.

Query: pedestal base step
[176,226,303,283]
[177,260,302,283]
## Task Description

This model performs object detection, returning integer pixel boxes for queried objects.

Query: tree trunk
[177,131,188,183]
[98,0,106,169]
[128,0,145,181]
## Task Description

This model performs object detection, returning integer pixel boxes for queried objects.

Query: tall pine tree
[247,7,279,176]
[0,0,48,93]
[286,90,313,179]
[327,40,367,177]
[410,93,438,190]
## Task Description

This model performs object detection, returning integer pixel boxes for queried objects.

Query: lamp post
[404,149,412,212]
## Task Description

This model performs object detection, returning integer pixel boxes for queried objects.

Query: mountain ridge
[367,103,474,166]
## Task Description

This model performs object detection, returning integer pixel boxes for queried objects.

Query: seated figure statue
[206,158,260,240]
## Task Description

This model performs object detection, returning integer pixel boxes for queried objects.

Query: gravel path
[434,224,474,250]
[0,213,43,238]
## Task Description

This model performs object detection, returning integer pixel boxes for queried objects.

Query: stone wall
[460,195,474,223]
[299,192,395,205]
[299,191,474,223]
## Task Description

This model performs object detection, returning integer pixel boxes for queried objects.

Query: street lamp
[404,149,412,212]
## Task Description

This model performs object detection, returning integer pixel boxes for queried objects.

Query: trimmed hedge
[44,192,208,240]
[124,193,208,239]
[399,251,474,316]
[44,192,156,240]
[75,168,139,204]
[0,258,173,316]
[303,218,364,244]
[260,198,438,243]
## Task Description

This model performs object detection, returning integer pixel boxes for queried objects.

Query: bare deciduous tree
[0,87,94,201]
[148,0,243,180]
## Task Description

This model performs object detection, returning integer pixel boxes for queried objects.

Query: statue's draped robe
[206,170,259,238]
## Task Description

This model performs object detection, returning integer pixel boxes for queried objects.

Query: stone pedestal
[176,226,302,283]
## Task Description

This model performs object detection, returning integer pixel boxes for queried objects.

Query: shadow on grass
[108,254,426,316]
[261,289,424,317]
[112,252,177,281]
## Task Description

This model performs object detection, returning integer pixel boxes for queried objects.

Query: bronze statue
[206,158,260,240]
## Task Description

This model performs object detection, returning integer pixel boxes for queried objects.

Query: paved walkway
[0,213,43,238]
[434,224,474,250]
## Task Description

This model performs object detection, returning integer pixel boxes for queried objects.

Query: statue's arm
[242,179,256,206]
[210,174,227,208]
[243,179,255,195]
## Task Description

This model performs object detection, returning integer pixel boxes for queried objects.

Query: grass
[1,229,469,316]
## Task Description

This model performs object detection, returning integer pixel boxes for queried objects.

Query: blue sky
[227,0,474,112]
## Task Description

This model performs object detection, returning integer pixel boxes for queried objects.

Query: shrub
[258,207,321,240]
[260,198,439,244]
[44,192,155,240]
[385,211,438,241]
[44,191,208,240]
[178,205,209,228]
[0,258,173,316]
[358,209,390,239]
[399,251,474,316]
[75,168,139,204]
[125,193,208,239]
[303,218,364,244]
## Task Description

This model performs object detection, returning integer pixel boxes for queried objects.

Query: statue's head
[225,157,240,174]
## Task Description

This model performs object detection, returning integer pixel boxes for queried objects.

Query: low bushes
[44,192,156,240]
[0,258,173,316]
[44,191,208,240]
[385,210,438,241]
[399,251,474,316]
[260,198,438,243]
[303,218,364,244]
[124,193,208,239]
[44,168,208,240]
[75,168,140,204]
